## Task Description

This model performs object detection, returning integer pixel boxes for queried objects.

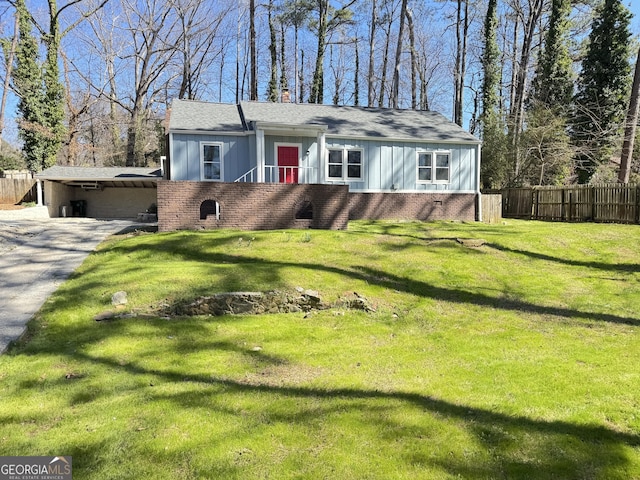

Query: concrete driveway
[0,209,148,354]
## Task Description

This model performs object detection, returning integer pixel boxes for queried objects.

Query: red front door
[277,146,299,183]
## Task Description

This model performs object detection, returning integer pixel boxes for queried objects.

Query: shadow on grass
[5,226,639,478]
[5,301,639,478]
[62,344,640,478]
[103,236,640,326]
[486,243,640,274]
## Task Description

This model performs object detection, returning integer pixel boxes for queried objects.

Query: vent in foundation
[200,199,221,220]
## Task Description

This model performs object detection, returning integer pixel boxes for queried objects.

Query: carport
[36,166,162,219]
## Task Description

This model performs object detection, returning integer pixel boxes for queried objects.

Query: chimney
[281,88,291,103]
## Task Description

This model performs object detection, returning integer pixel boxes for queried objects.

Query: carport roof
[36,166,162,188]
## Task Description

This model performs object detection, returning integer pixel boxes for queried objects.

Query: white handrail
[234,167,258,183]
[235,165,318,183]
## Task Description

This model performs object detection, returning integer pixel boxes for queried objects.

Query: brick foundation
[158,182,478,232]
[158,181,350,232]
[348,192,477,222]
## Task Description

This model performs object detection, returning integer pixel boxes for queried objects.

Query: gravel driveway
[0,208,148,354]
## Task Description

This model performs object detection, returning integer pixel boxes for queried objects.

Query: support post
[36,179,43,206]
[256,128,265,183]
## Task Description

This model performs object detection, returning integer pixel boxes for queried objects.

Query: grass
[1,219,639,479]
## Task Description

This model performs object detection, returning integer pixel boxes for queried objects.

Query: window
[327,148,364,181]
[201,143,222,181]
[417,151,450,184]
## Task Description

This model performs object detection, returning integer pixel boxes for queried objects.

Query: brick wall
[158,181,350,232]
[348,192,478,222]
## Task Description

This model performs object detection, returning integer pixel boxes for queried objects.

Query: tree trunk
[509,0,545,178]
[391,0,408,109]
[619,46,640,183]
[367,0,377,107]
[267,0,278,102]
[280,23,288,92]
[354,39,359,106]
[378,21,392,107]
[250,0,257,101]
[405,7,417,110]
[310,0,328,104]
[453,0,469,124]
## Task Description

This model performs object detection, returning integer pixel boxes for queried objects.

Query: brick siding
[158,181,478,232]
[348,192,478,222]
[157,181,350,232]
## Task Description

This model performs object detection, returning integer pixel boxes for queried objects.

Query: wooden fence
[481,194,502,223]
[501,184,640,224]
[0,178,37,204]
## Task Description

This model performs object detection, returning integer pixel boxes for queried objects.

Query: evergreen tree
[13,0,47,172]
[41,5,66,167]
[12,0,65,172]
[479,0,507,189]
[530,0,573,109]
[571,0,632,183]
[523,0,574,185]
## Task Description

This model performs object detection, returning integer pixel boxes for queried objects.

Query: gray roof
[37,166,162,181]
[240,101,480,143]
[167,99,480,144]
[168,100,243,132]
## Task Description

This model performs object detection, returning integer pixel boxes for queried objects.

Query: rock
[94,311,117,322]
[111,291,128,306]
[455,238,486,248]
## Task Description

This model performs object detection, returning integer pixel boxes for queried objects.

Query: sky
[2,1,640,150]
[630,1,640,39]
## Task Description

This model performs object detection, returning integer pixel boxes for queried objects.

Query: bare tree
[367,0,377,107]
[174,0,230,101]
[120,0,181,166]
[453,0,469,124]
[309,0,356,104]
[405,6,417,109]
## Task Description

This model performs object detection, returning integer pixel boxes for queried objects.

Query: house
[163,99,481,232]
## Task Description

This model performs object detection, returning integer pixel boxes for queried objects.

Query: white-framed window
[326,147,364,181]
[200,142,222,181]
[417,151,450,184]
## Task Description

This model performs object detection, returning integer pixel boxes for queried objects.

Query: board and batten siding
[170,133,251,182]
[323,138,477,192]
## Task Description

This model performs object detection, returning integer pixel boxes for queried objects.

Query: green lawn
[1,219,639,479]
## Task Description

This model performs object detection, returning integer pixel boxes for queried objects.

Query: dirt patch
[237,363,325,387]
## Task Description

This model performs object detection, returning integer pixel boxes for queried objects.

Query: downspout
[476,143,482,222]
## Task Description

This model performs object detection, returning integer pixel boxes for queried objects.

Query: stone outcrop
[95,288,375,321]
[171,289,328,316]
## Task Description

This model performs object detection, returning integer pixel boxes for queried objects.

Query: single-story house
[162,100,482,231]
[36,166,161,219]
